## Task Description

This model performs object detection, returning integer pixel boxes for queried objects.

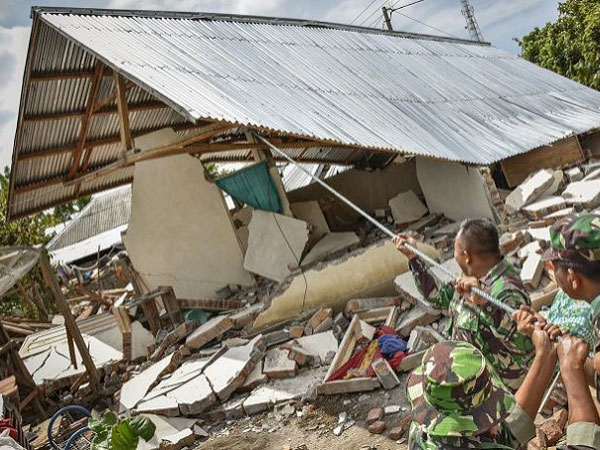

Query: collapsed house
[4,6,600,448]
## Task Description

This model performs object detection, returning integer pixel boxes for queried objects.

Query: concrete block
[562,180,600,208]
[301,232,360,267]
[565,167,583,182]
[290,201,330,243]
[499,231,529,255]
[244,210,309,282]
[371,359,400,390]
[544,207,576,223]
[521,253,544,290]
[388,191,428,225]
[288,326,304,339]
[238,360,267,393]
[505,169,554,213]
[284,330,339,363]
[263,329,291,347]
[314,316,333,333]
[522,196,567,220]
[396,306,440,338]
[185,316,233,350]
[263,348,297,379]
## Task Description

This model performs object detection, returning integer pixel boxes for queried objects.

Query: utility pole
[382,7,393,31]
[460,0,484,42]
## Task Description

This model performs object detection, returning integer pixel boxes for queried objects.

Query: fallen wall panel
[123,154,254,299]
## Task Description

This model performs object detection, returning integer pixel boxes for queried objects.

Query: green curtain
[216,162,282,213]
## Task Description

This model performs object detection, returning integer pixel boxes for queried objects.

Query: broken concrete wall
[253,241,438,329]
[416,157,496,222]
[123,154,254,299]
[286,160,421,230]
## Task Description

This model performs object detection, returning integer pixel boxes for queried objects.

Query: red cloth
[0,419,19,441]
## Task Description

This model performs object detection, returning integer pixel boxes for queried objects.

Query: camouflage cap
[543,213,600,264]
[406,341,515,437]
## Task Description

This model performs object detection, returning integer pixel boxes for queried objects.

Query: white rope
[255,134,517,315]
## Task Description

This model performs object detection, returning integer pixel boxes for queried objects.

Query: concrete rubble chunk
[230,303,264,329]
[307,308,333,333]
[371,359,400,390]
[119,353,176,412]
[527,226,551,242]
[522,196,568,220]
[136,415,197,450]
[263,347,297,379]
[544,207,576,222]
[238,360,267,392]
[263,329,291,347]
[242,368,322,415]
[185,316,233,350]
[283,331,339,364]
[396,306,441,338]
[388,190,428,225]
[204,335,266,401]
[499,230,530,255]
[232,206,253,227]
[505,169,554,213]
[565,167,583,182]
[290,201,330,243]
[300,232,360,267]
[521,253,544,290]
[243,210,309,282]
[562,180,600,208]
[539,170,564,198]
[398,349,426,372]
[345,296,406,316]
[517,241,541,260]
[538,418,563,446]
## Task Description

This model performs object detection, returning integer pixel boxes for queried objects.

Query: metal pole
[254,134,516,315]
[382,7,394,31]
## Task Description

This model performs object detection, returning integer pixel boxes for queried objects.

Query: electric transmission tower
[460,0,484,42]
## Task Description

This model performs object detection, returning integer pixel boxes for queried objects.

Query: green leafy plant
[88,411,156,450]
[520,0,600,91]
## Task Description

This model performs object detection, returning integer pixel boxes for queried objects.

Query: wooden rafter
[19,122,202,161]
[29,67,111,82]
[113,72,134,151]
[93,80,135,112]
[69,62,105,179]
[23,100,168,123]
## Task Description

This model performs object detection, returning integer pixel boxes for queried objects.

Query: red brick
[368,421,386,434]
[539,418,563,446]
[366,407,384,425]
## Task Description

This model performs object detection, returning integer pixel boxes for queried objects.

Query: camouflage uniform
[409,257,534,392]
[543,214,600,450]
[407,341,599,450]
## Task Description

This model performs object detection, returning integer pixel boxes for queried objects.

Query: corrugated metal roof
[47,185,131,251]
[9,7,600,219]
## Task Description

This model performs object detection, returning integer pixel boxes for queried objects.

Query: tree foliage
[520,0,600,90]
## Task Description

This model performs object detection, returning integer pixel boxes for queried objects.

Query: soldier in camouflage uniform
[395,218,534,392]
[513,213,600,449]
[408,338,599,449]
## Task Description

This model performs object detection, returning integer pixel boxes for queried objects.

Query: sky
[0,0,560,170]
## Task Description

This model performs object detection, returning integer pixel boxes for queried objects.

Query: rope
[255,134,517,316]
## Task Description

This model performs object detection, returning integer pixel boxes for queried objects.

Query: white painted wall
[123,154,255,299]
[416,157,496,222]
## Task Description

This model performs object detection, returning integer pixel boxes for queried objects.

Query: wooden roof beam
[69,62,105,179]
[23,101,168,123]
[18,122,203,161]
[29,67,112,82]
[113,73,134,151]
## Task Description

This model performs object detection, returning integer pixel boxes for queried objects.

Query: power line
[357,0,388,26]
[389,0,426,12]
[350,0,381,24]
[393,10,460,38]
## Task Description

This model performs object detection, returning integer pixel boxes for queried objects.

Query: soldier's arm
[408,257,455,310]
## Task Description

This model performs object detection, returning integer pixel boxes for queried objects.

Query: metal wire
[256,134,517,316]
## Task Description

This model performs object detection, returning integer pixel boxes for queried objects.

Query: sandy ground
[196,375,411,450]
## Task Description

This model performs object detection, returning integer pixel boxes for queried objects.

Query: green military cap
[406,341,515,437]
[543,213,600,264]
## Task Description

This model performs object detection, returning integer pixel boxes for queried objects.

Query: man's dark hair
[457,218,500,255]
[553,259,600,283]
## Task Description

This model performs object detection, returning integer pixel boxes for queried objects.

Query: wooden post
[39,252,100,393]
[245,132,292,216]
[158,286,183,327]
[114,72,134,152]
